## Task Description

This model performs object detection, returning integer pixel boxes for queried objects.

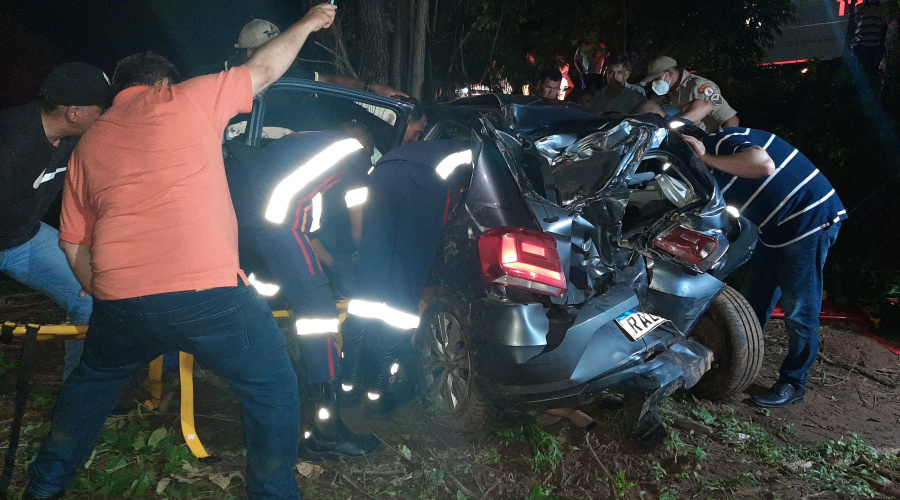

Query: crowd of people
[0,2,865,499]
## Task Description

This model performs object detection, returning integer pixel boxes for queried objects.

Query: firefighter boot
[338,316,370,407]
[298,381,380,461]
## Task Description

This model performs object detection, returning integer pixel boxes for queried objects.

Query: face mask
[651,78,670,96]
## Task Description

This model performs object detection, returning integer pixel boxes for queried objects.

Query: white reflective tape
[390,362,399,375]
[264,138,364,223]
[248,273,280,297]
[295,317,340,335]
[347,299,420,330]
[435,149,473,180]
[344,187,368,208]
[341,383,354,392]
[309,192,323,233]
[317,407,331,420]
[367,392,381,401]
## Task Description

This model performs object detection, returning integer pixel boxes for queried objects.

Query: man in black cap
[0,62,111,380]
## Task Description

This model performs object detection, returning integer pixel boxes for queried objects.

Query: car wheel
[689,286,764,400]
[415,297,492,433]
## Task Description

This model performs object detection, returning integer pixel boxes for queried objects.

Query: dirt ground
[2,289,900,499]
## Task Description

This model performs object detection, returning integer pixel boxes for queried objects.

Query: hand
[368,82,408,99]
[681,134,707,159]
[301,3,337,32]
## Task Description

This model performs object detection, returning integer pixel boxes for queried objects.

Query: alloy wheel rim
[420,310,471,414]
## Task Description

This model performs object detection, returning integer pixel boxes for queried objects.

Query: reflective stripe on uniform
[347,299,420,330]
[295,317,340,335]
[345,187,368,208]
[265,138,363,223]
[248,273,280,296]
[435,150,472,180]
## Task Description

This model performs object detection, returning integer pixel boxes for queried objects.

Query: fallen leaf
[296,461,324,478]
[784,460,813,470]
[156,477,170,494]
[401,445,412,460]
[208,471,238,490]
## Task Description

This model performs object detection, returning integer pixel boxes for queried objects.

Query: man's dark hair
[404,97,426,120]
[605,54,633,70]
[538,68,562,84]
[112,52,181,95]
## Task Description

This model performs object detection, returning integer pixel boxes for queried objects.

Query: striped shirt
[702,127,847,248]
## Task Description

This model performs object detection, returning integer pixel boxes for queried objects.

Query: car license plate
[615,309,666,341]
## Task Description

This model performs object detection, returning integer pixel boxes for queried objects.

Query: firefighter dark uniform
[227,130,377,459]
[340,139,473,403]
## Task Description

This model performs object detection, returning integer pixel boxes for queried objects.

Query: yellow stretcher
[0,304,346,466]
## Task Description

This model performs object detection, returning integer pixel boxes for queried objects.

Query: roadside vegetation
[2,349,899,500]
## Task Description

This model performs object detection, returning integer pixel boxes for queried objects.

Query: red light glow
[479,227,567,297]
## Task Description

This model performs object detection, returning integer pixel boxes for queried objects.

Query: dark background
[0,0,320,108]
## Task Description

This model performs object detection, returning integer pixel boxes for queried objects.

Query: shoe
[750,382,806,408]
[298,381,380,461]
[23,483,65,499]
[298,418,380,461]
[339,353,366,408]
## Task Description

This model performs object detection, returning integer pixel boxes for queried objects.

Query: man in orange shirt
[24,4,336,500]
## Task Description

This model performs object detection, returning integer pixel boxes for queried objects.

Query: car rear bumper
[470,294,713,412]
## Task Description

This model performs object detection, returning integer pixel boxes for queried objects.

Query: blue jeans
[0,222,89,379]
[28,283,302,500]
[741,222,840,387]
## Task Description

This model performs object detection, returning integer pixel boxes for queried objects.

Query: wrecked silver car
[415,95,764,441]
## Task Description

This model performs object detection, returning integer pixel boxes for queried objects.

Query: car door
[224,78,413,163]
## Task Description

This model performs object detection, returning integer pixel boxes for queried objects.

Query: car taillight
[651,225,718,266]
[479,227,567,297]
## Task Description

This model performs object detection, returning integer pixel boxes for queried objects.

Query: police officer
[227,129,378,459]
[340,140,473,404]
[640,56,739,132]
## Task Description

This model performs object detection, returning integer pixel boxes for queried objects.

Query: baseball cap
[639,56,678,84]
[235,19,281,49]
[40,62,113,108]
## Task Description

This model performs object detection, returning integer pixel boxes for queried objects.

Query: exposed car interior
[224,82,401,164]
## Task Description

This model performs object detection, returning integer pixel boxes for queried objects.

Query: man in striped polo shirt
[682,128,847,408]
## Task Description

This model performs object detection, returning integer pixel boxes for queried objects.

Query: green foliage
[609,470,637,498]
[527,483,559,499]
[429,0,796,89]
[486,415,564,472]
[685,407,883,498]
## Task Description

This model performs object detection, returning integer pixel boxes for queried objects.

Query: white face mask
[651,78,670,96]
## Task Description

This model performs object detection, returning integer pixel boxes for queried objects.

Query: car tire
[414,297,493,433]
[689,286,764,400]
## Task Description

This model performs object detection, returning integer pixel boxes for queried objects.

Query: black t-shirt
[0,102,77,250]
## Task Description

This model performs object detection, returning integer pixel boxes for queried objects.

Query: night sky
[0,0,325,108]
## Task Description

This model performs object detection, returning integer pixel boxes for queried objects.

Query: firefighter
[339,139,474,405]
[226,129,378,460]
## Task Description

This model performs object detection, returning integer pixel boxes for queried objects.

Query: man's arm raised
[246,3,337,95]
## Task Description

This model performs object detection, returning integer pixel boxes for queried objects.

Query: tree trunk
[357,0,390,84]
[409,0,429,99]
[391,0,410,91]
